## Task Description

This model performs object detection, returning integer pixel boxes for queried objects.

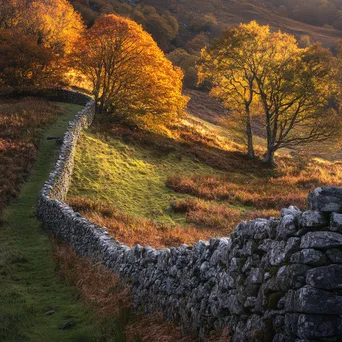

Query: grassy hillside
[141,0,342,49]
[67,111,342,248]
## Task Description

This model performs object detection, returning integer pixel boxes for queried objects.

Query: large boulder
[290,249,326,266]
[286,286,342,314]
[306,265,342,290]
[300,231,342,249]
[289,313,342,339]
[309,187,342,213]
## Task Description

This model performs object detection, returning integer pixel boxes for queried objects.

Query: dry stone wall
[37,97,342,342]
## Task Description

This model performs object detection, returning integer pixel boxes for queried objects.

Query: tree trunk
[264,148,275,167]
[246,118,255,159]
[94,94,104,115]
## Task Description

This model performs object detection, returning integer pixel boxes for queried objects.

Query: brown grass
[68,196,225,248]
[167,175,237,200]
[67,195,281,247]
[53,240,207,341]
[167,161,336,210]
[72,100,342,248]
[53,240,131,318]
[172,199,240,230]
[171,198,278,234]
[0,98,59,215]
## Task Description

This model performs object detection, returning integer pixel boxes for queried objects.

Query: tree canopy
[0,0,84,92]
[198,21,339,165]
[72,14,188,129]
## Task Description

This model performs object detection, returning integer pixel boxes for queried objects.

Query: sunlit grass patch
[68,130,219,225]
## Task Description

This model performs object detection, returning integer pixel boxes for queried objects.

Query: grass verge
[0,102,119,341]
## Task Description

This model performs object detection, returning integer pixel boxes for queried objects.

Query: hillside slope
[140,0,342,48]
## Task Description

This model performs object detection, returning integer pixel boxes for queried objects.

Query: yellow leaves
[2,0,84,55]
[73,14,187,129]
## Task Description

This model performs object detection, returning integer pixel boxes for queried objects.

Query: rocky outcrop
[37,98,342,341]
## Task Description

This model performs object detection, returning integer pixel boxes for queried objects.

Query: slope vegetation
[67,109,342,248]
[141,0,342,48]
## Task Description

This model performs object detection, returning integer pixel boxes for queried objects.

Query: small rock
[277,215,298,239]
[281,206,302,219]
[244,296,257,309]
[272,333,292,342]
[326,248,342,263]
[246,268,264,285]
[284,237,301,259]
[276,264,310,292]
[300,210,328,228]
[268,241,286,266]
[221,292,243,315]
[59,321,75,330]
[44,310,55,316]
[330,212,342,233]
[273,315,285,329]
[257,239,273,253]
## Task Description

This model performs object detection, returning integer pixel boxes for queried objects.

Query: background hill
[70,0,342,89]
[140,0,342,49]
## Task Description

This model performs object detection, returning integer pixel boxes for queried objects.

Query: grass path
[0,103,114,341]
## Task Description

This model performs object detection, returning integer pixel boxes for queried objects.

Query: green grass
[0,103,124,342]
[69,131,221,225]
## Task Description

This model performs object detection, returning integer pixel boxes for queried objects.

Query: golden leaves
[73,14,188,129]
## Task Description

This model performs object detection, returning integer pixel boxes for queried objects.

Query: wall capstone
[37,98,342,342]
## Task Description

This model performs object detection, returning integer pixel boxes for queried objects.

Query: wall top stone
[309,186,342,213]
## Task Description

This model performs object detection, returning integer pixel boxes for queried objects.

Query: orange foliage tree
[72,14,188,128]
[0,0,84,92]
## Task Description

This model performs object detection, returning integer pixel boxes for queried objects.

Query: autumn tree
[198,21,338,165]
[0,0,84,92]
[72,14,187,128]
[0,0,26,29]
[0,29,59,92]
[255,41,337,165]
[24,0,84,55]
[0,0,84,55]
[197,22,269,158]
